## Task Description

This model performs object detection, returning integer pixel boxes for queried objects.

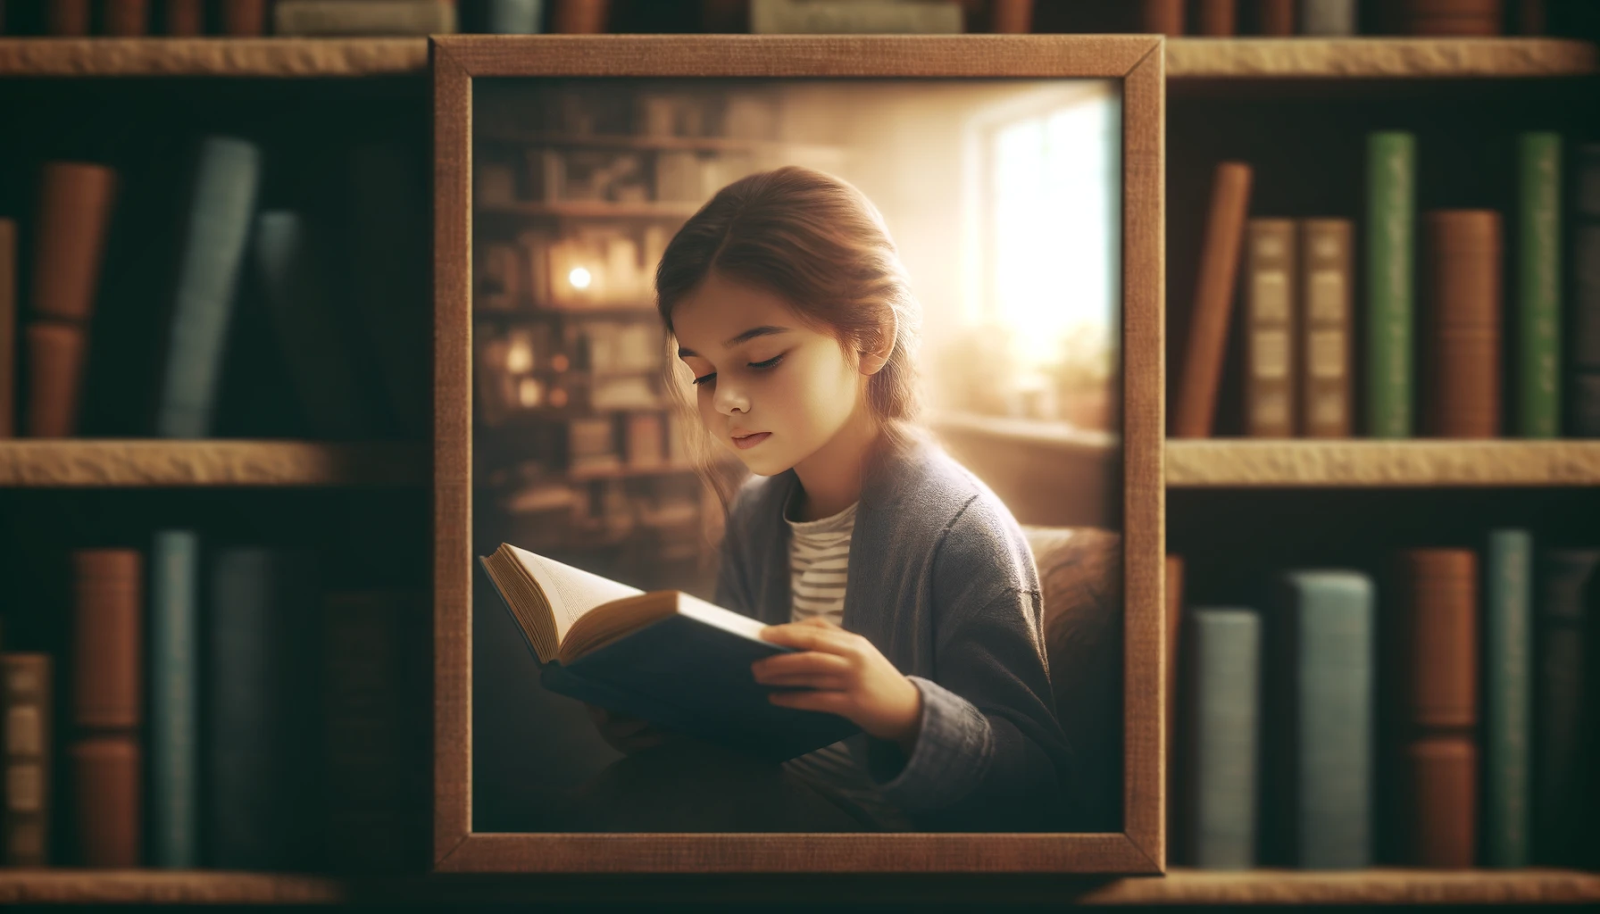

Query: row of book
[0,539,427,871]
[0,0,490,37]
[1136,0,1554,38]
[1173,135,1600,439]
[0,137,428,441]
[474,319,674,423]
[1166,535,1598,869]
[479,146,767,209]
[476,224,675,312]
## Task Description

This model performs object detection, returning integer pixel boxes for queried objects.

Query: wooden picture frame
[432,34,1165,874]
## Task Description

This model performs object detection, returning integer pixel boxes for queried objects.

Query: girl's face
[672,271,868,477]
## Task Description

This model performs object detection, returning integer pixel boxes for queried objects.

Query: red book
[71,549,143,730]
[1174,162,1253,438]
[30,162,117,324]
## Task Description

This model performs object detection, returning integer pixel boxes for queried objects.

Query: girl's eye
[690,354,783,387]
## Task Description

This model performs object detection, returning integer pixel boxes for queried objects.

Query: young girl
[558,165,1073,833]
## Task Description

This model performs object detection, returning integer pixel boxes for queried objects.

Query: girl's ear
[858,310,897,377]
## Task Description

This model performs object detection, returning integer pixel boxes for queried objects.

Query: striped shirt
[779,493,915,830]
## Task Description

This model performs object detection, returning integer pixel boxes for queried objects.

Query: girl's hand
[752,617,923,754]
[584,702,671,755]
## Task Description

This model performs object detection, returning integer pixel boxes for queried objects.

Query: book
[1484,529,1533,868]
[1197,0,1237,35]
[1533,549,1598,866]
[1399,0,1504,35]
[68,736,140,866]
[1139,0,1184,34]
[46,0,89,35]
[164,0,204,35]
[1254,0,1294,34]
[1366,132,1416,437]
[1298,0,1356,34]
[1174,161,1252,438]
[1262,571,1374,869]
[273,0,458,35]
[0,218,14,437]
[1573,144,1600,436]
[1516,133,1562,437]
[1300,219,1354,437]
[1182,606,1260,869]
[148,530,200,869]
[23,320,85,438]
[154,136,262,439]
[1243,219,1296,438]
[223,0,268,35]
[484,0,547,33]
[749,0,964,34]
[104,0,149,35]
[478,543,861,762]
[1421,210,1502,438]
[1,653,51,866]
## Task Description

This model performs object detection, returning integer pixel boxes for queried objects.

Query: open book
[478,543,860,762]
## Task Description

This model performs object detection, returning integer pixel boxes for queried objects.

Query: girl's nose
[713,379,749,415]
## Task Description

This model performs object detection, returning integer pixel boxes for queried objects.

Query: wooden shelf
[1166,37,1598,79]
[475,128,847,161]
[0,38,427,77]
[1,867,1596,905]
[0,441,427,487]
[1165,440,1600,488]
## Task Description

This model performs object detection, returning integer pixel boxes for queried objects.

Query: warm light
[568,267,592,289]
[518,378,543,407]
[506,337,533,373]
[549,386,569,408]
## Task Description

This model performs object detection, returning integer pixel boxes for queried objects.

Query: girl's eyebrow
[676,325,792,358]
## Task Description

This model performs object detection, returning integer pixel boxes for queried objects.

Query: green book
[1485,529,1533,867]
[1518,133,1563,438]
[1366,132,1415,438]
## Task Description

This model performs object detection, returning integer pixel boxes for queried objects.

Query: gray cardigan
[713,436,1074,831]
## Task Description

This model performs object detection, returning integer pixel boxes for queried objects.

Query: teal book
[479,543,860,763]
[148,530,200,868]
[1184,607,1260,869]
[1263,571,1374,870]
[155,136,262,438]
[1485,529,1533,867]
[1366,132,1416,438]
[1517,133,1562,438]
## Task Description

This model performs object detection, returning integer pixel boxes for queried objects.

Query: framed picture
[433,33,1164,874]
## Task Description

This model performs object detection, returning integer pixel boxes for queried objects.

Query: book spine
[71,549,143,730]
[1267,571,1374,869]
[1400,0,1505,36]
[1532,549,1599,866]
[1165,554,1185,861]
[1256,0,1295,34]
[252,211,375,440]
[1366,132,1416,437]
[1197,0,1237,34]
[1175,162,1253,438]
[1572,144,1600,436]
[1395,549,1478,867]
[1422,210,1502,438]
[1517,133,1561,437]
[0,218,14,438]
[104,0,149,35]
[164,0,205,35]
[1185,607,1260,869]
[1244,219,1297,438]
[223,0,268,36]
[1140,0,1184,34]
[1,653,52,866]
[273,0,458,36]
[1301,219,1354,437]
[46,0,89,35]
[156,136,261,439]
[749,0,964,34]
[68,735,140,866]
[486,0,547,33]
[30,162,117,324]
[1484,529,1532,868]
[148,530,200,868]
[23,320,85,438]
[1298,0,1356,34]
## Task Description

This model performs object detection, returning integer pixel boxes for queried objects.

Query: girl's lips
[733,432,771,450]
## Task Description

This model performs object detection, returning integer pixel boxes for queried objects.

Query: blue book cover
[479,545,859,763]
[148,529,199,868]
[156,136,261,438]
[1264,570,1374,870]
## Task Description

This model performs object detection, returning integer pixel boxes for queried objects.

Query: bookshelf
[0,16,1594,909]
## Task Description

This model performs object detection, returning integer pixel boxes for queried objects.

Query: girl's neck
[790,402,881,523]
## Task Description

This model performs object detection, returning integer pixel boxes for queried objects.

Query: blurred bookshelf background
[0,0,1595,908]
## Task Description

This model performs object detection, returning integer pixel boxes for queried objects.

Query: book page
[509,545,643,643]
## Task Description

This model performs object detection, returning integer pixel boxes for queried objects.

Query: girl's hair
[654,164,930,521]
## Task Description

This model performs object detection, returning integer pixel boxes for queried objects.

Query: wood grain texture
[0,38,428,76]
[1165,37,1596,78]
[1165,440,1600,487]
[435,33,1159,78]
[431,32,1167,874]
[2,867,1596,904]
[431,39,474,870]
[1119,40,1167,874]
[0,441,424,486]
